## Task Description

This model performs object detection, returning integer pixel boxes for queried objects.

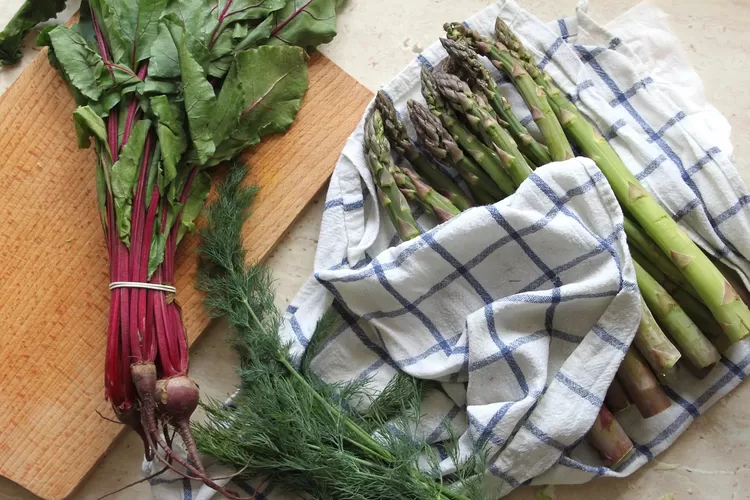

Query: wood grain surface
[0,48,372,499]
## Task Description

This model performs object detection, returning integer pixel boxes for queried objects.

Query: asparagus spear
[624,216,699,300]
[632,247,730,353]
[444,22,574,162]
[588,404,634,468]
[617,349,672,418]
[393,166,461,223]
[633,298,682,376]
[364,111,421,241]
[440,37,552,167]
[605,379,632,414]
[432,72,534,188]
[408,99,505,203]
[494,18,534,64]
[375,92,473,211]
[634,260,721,369]
[509,34,750,345]
[420,67,516,196]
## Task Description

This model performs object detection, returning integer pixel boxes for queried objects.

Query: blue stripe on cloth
[555,372,604,407]
[607,77,654,107]
[418,54,433,70]
[592,324,628,353]
[356,358,386,380]
[721,356,746,381]
[646,111,686,143]
[391,333,465,368]
[713,195,750,225]
[635,154,668,181]
[671,198,701,222]
[326,299,400,370]
[421,231,494,304]
[182,478,192,500]
[324,197,366,212]
[426,405,462,443]
[435,442,449,461]
[472,402,513,449]
[233,479,268,500]
[371,258,453,355]
[529,172,624,290]
[558,19,570,40]
[623,351,750,463]
[524,419,568,452]
[538,37,565,69]
[469,331,547,372]
[288,311,309,348]
[663,386,699,418]
[549,328,584,344]
[558,455,607,477]
[488,464,522,488]
[685,147,722,177]
[603,119,627,140]
[519,226,622,294]
[569,80,595,104]
[520,114,533,127]
[484,303,530,394]
[574,45,739,256]
[324,236,429,283]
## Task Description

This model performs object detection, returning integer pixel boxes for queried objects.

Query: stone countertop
[1,1,749,499]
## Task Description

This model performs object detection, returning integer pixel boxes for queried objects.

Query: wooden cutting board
[0,47,372,499]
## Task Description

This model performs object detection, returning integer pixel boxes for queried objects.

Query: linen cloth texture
[273,0,750,497]
[140,1,750,498]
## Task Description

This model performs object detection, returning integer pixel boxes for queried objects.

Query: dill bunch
[193,161,480,500]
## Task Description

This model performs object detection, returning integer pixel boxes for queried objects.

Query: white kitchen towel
[273,0,750,497]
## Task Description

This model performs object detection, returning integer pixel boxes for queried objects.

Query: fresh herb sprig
[194,161,486,500]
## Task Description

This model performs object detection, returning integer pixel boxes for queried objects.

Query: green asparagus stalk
[632,247,730,352]
[432,72,534,188]
[617,349,672,418]
[420,67,516,196]
[364,111,421,241]
[634,260,721,369]
[408,99,505,203]
[393,166,461,223]
[588,404,634,467]
[375,92,473,211]
[514,39,750,345]
[605,379,632,414]
[494,18,534,65]
[440,37,552,167]
[624,216,699,300]
[444,22,574,162]
[633,298,682,376]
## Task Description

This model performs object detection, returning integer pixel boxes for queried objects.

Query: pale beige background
[1,0,749,499]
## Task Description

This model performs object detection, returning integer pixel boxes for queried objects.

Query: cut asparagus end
[605,378,632,414]
[589,404,634,468]
[617,349,672,418]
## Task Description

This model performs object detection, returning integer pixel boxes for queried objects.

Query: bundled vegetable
[32,0,343,494]
[360,15,750,471]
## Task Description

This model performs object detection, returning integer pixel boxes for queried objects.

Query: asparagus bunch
[431,72,534,187]
[376,92,473,211]
[364,111,421,241]
[439,37,552,167]
[362,15,750,473]
[408,99,504,204]
[488,18,750,345]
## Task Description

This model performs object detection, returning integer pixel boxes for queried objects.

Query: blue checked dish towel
[150,1,750,498]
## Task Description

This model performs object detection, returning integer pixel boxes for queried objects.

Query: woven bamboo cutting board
[0,47,372,499]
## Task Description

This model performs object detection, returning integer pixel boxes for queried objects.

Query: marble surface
[1,0,749,499]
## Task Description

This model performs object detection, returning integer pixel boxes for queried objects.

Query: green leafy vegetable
[23,0,344,493]
[0,0,67,65]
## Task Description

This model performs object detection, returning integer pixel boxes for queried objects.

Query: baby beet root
[156,376,200,422]
[156,376,203,472]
